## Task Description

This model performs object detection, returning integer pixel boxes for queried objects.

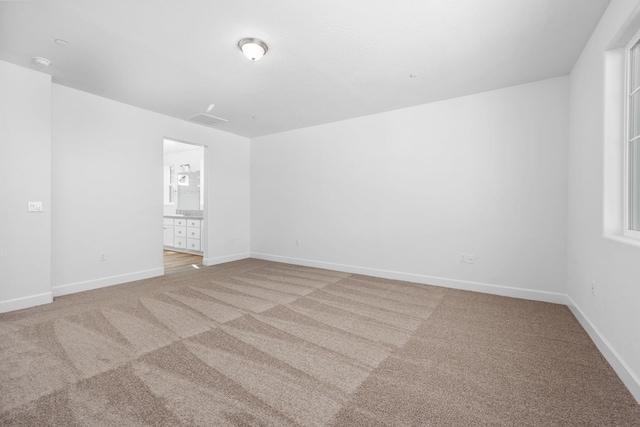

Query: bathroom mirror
[163,139,205,215]
[176,170,200,210]
[164,166,200,210]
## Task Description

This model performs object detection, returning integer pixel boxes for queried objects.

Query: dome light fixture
[238,38,268,61]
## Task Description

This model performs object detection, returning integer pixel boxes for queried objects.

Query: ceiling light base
[238,38,268,61]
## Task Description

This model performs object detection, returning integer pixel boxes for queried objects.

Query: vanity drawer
[174,218,187,227]
[174,237,187,248]
[174,226,187,237]
[187,219,200,228]
[187,238,201,251]
[163,217,174,226]
[186,227,200,238]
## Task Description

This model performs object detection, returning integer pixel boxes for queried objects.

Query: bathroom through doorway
[162,138,206,271]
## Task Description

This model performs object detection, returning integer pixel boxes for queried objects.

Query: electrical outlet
[459,253,466,263]
[99,252,107,261]
[467,254,475,264]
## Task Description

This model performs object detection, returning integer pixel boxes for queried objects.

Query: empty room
[1,0,640,425]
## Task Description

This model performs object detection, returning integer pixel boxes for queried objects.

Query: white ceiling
[0,0,610,138]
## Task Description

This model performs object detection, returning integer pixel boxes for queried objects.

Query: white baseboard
[250,252,567,304]
[567,296,640,404]
[0,292,52,313]
[52,268,164,297]
[203,252,250,266]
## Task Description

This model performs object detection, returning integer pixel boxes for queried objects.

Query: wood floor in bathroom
[163,250,203,274]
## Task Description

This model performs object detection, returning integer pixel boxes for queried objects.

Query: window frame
[623,29,640,239]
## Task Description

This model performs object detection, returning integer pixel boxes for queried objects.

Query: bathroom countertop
[164,214,204,220]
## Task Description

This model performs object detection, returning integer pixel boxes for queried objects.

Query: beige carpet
[1,259,639,426]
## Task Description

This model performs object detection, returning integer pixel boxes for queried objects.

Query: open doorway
[162,138,206,272]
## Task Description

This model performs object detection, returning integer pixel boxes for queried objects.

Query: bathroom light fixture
[238,38,268,61]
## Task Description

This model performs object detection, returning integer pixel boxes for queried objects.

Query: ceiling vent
[185,113,228,127]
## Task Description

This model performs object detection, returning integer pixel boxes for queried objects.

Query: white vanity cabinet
[173,218,187,248]
[186,219,200,251]
[163,216,203,254]
[163,218,174,247]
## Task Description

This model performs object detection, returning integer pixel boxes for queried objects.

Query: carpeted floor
[1,258,639,426]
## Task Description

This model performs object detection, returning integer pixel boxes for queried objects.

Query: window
[164,165,176,205]
[625,33,640,238]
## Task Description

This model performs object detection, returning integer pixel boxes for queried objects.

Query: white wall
[164,150,204,171]
[0,60,52,313]
[52,85,250,296]
[567,0,640,401]
[251,76,569,302]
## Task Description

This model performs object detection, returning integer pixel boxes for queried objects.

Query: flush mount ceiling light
[238,38,268,61]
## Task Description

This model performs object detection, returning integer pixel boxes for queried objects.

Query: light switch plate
[28,202,43,212]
